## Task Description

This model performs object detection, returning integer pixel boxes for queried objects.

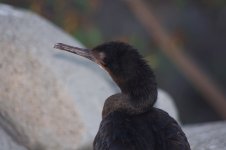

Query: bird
[54,41,191,150]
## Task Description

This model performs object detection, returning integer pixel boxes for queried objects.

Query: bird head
[54,41,156,98]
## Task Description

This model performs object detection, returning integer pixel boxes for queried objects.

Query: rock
[184,121,226,150]
[0,4,180,150]
[0,125,27,150]
[0,4,114,150]
[155,89,179,122]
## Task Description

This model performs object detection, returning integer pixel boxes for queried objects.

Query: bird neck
[102,68,157,119]
[120,73,157,103]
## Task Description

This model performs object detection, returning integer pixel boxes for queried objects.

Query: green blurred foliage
[74,27,103,48]
[0,0,102,47]
[174,0,187,8]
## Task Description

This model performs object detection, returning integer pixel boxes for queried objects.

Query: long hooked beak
[54,43,95,61]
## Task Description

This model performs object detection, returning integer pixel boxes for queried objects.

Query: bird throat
[102,74,157,119]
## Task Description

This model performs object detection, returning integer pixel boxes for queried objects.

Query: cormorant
[54,41,191,150]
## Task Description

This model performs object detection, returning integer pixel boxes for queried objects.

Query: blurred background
[2,0,226,125]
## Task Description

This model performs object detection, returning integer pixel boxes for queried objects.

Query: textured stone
[0,125,27,150]
[184,121,226,150]
[0,4,110,150]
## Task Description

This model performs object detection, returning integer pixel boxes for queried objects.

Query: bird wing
[93,112,154,150]
[164,120,190,150]
[152,108,191,150]
[94,109,190,150]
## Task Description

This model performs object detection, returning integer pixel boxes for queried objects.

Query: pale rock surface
[0,125,27,150]
[184,121,226,150]
[0,4,111,150]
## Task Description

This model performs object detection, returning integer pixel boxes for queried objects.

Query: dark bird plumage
[54,41,190,150]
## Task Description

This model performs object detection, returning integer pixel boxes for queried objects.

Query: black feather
[91,41,190,150]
